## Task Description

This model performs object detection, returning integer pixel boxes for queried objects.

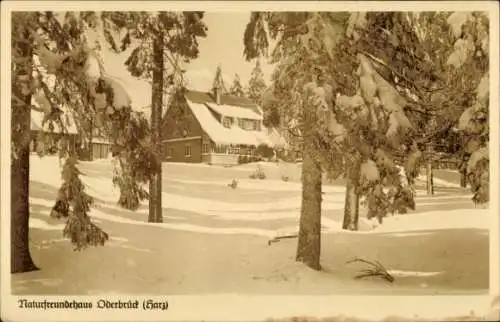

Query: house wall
[92,143,111,160]
[162,96,205,163]
[163,137,203,163]
[162,97,205,141]
[209,153,239,166]
[201,132,213,163]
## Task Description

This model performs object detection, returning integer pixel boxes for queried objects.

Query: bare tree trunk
[342,159,360,231]
[11,27,38,273]
[11,118,38,274]
[148,32,164,223]
[460,172,466,188]
[460,168,467,188]
[88,117,94,161]
[424,144,434,195]
[296,130,322,270]
[459,153,469,188]
[426,159,434,195]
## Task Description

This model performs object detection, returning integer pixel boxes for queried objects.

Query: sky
[183,12,275,91]
[90,12,276,111]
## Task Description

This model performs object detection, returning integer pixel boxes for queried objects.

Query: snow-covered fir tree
[100,11,207,222]
[243,11,488,269]
[10,11,207,273]
[212,65,228,94]
[246,60,267,104]
[446,12,489,204]
[245,12,419,269]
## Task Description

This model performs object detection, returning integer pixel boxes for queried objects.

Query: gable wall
[161,96,207,163]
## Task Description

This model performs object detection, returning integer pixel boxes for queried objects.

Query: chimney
[215,86,221,105]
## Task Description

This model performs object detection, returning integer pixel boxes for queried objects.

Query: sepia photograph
[1,1,499,321]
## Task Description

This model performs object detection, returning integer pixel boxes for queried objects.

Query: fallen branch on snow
[267,234,298,246]
[346,257,395,283]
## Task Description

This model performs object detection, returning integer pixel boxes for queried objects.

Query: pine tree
[246,60,267,104]
[392,12,488,197]
[445,12,489,204]
[244,12,428,269]
[100,12,207,222]
[11,12,38,272]
[212,65,228,94]
[245,11,489,270]
[229,73,245,97]
[11,11,125,272]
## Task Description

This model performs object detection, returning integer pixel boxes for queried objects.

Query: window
[166,147,173,159]
[214,145,227,154]
[202,143,209,154]
[222,117,232,128]
[239,119,260,131]
[243,120,251,130]
[184,145,191,157]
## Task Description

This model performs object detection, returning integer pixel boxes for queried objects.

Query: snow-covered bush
[228,179,238,189]
[249,165,266,180]
[238,155,252,165]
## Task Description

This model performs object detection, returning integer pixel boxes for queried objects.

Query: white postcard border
[1,1,499,321]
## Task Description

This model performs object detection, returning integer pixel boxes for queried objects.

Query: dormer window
[237,118,260,131]
[222,116,232,128]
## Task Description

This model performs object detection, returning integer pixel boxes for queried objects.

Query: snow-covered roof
[188,100,259,146]
[265,127,289,149]
[184,90,261,116]
[205,102,262,120]
[187,99,286,148]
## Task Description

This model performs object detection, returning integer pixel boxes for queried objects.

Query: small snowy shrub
[228,179,238,189]
[249,165,266,180]
[238,155,252,165]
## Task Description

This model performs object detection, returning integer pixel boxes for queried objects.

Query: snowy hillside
[14,156,489,296]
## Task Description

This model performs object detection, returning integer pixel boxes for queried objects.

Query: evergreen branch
[414,121,453,144]
[39,12,75,51]
[32,66,70,136]
[403,101,438,116]
[12,93,45,112]
[357,47,429,100]
[346,257,395,283]
[163,28,188,87]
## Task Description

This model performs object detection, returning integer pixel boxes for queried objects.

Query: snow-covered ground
[14,156,490,295]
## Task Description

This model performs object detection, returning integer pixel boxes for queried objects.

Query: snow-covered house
[30,52,114,160]
[30,107,113,160]
[30,107,80,155]
[162,84,288,166]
